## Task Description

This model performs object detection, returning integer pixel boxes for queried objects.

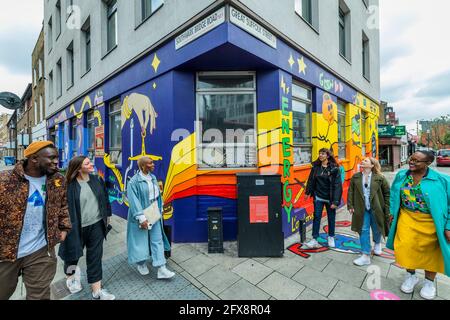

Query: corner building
[45,0,380,242]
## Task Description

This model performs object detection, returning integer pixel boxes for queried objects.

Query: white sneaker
[328,237,336,248]
[400,273,420,294]
[157,265,175,279]
[137,263,150,275]
[92,288,116,300]
[374,243,382,255]
[66,276,82,294]
[353,254,371,266]
[304,239,321,249]
[420,279,436,300]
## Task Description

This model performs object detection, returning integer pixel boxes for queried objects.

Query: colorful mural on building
[46,8,379,243]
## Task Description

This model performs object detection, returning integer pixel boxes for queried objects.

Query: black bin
[208,207,224,253]
[237,173,283,257]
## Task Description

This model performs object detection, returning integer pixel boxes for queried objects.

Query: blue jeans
[137,220,166,268]
[360,209,381,255]
[312,199,336,239]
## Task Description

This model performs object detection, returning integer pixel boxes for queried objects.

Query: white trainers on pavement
[66,276,82,294]
[92,288,116,300]
[304,239,321,249]
[328,237,336,248]
[137,263,150,275]
[157,265,175,279]
[374,243,382,255]
[353,254,371,266]
[420,279,436,300]
[400,273,420,294]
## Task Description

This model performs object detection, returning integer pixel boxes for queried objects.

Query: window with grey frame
[339,8,346,58]
[82,20,91,72]
[47,17,53,52]
[197,73,257,169]
[295,0,318,30]
[108,99,122,165]
[56,58,62,98]
[337,100,347,159]
[55,0,61,39]
[87,110,95,160]
[362,32,370,80]
[106,0,118,52]
[292,82,312,165]
[48,70,53,104]
[66,42,74,89]
[141,0,163,21]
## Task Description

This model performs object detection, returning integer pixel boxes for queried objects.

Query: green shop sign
[394,126,406,136]
[378,125,406,137]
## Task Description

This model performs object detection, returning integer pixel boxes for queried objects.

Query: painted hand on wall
[122,93,158,135]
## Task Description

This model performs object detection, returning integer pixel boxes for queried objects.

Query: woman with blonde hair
[348,157,390,266]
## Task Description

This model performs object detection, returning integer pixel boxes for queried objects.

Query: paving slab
[292,266,338,297]
[231,259,274,285]
[437,280,450,300]
[360,274,412,300]
[257,272,306,300]
[197,265,241,295]
[263,257,305,278]
[205,253,249,270]
[179,254,218,277]
[296,288,328,300]
[200,286,221,300]
[328,281,371,300]
[291,253,332,272]
[323,260,368,287]
[219,279,271,300]
[180,271,204,289]
[170,245,201,264]
[349,258,391,278]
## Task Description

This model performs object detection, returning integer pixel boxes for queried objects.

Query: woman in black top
[58,156,115,300]
[304,148,343,249]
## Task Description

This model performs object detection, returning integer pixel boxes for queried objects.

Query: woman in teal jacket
[387,151,450,300]
[126,156,174,279]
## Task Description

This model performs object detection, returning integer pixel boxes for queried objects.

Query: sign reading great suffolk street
[175,7,225,50]
[230,7,277,49]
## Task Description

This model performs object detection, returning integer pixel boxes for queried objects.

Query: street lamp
[0,92,21,161]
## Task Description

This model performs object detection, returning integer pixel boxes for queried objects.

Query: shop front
[47,6,379,243]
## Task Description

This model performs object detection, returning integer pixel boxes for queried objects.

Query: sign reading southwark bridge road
[175,7,225,50]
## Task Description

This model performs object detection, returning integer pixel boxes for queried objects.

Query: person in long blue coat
[126,156,174,279]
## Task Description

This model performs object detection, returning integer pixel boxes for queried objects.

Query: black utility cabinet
[208,207,224,253]
[236,173,284,257]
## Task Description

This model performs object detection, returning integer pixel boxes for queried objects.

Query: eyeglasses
[408,158,428,164]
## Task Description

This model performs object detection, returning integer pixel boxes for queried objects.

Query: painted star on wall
[151,54,161,73]
[288,53,295,69]
[298,56,307,75]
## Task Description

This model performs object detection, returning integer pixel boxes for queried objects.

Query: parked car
[436,149,450,167]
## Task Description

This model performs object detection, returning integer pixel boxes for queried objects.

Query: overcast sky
[0,0,449,134]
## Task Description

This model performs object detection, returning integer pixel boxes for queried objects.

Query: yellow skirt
[394,208,445,273]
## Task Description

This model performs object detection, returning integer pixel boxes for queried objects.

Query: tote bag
[143,178,161,225]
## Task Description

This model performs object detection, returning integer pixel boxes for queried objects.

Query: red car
[436,149,450,167]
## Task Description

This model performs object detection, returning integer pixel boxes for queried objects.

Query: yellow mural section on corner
[311,92,340,159]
